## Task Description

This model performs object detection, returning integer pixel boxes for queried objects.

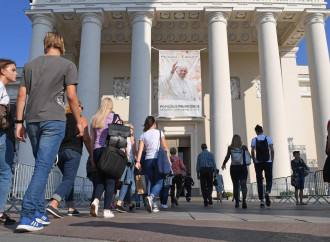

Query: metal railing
[246,170,330,204]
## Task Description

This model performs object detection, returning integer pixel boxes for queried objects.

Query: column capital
[303,12,327,28]
[254,12,278,26]
[25,10,55,30]
[127,8,155,26]
[204,8,232,25]
[76,9,104,28]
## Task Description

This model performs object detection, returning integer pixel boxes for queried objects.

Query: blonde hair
[44,32,65,54]
[65,100,82,114]
[229,134,242,149]
[91,97,113,129]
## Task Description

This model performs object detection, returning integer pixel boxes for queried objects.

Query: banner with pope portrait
[158,50,202,117]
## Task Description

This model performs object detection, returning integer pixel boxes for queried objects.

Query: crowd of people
[0,32,329,233]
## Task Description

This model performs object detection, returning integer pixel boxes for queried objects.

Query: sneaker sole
[115,209,127,213]
[103,214,115,218]
[16,224,43,232]
[90,204,98,217]
[35,218,50,226]
[144,197,152,213]
[46,208,64,219]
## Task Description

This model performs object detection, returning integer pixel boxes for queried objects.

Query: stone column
[128,10,154,140]
[76,12,103,123]
[28,12,54,61]
[205,10,233,190]
[303,12,330,167]
[255,12,290,178]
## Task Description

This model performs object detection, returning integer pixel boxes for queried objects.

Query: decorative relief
[113,77,130,100]
[179,21,187,29]
[292,33,302,39]
[175,13,185,19]
[240,33,249,41]
[115,21,124,29]
[103,22,111,29]
[189,12,199,19]
[166,21,175,29]
[229,21,238,29]
[229,33,237,41]
[116,33,125,41]
[166,33,175,42]
[154,33,163,41]
[242,21,250,29]
[81,13,103,27]
[179,33,187,41]
[191,21,200,29]
[191,33,199,41]
[230,77,240,100]
[284,13,295,19]
[160,13,170,19]
[255,79,261,99]
[130,12,153,26]
[112,13,122,19]
[62,13,73,20]
[303,13,325,27]
[155,21,162,29]
[255,13,277,26]
[206,12,228,25]
[236,12,246,19]
[103,33,112,42]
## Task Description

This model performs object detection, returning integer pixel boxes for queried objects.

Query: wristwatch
[14,120,24,124]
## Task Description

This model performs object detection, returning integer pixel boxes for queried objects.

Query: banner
[158,50,202,117]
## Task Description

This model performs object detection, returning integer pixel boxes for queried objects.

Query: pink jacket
[171,155,186,175]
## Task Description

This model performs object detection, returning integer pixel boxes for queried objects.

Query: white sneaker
[90,200,99,217]
[144,196,153,213]
[103,210,114,218]
[162,204,168,209]
[152,206,159,212]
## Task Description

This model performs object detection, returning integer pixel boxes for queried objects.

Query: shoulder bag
[301,159,310,177]
[156,130,171,176]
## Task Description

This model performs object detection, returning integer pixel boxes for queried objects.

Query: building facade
[17,0,330,191]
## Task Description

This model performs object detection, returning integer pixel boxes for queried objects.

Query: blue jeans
[159,184,170,205]
[144,158,163,203]
[21,121,66,218]
[0,130,14,212]
[52,149,81,207]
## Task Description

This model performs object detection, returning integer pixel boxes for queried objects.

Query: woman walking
[0,59,17,225]
[221,135,249,209]
[291,151,308,205]
[90,97,121,218]
[46,101,92,218]
[136,116,171,213]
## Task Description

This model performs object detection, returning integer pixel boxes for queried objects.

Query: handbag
[0,104,9,130]
[135,174,147,194]
[302,160,310,177]
[291,172,300,187]
[98,146,128,178]
[156,130,171,176]
[181,168,187,177]
[164,167,174,187]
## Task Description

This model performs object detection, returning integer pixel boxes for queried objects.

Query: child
[215,169,224,203]
[184,173,194,202]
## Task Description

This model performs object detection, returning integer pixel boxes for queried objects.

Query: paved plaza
[1,198,330,241]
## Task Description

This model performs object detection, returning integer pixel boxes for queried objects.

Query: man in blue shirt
[196,144,217,206]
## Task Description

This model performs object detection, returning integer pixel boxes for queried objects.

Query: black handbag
[106,114,130,149]
[98,146,128,178]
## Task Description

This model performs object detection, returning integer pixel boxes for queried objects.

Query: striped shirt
[196,150,217,174]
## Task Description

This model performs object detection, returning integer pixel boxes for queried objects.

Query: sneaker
[300,202,307,205]
[103,210,115,218]
[136,203,140,209]
[115,205,127,213]
[265,192,271,207]
[208,198,213,206]
[90,200,99,217]
[0,213,16,225]
[67,209,80,216]
[162,204,168,209]
[144,196,153,213]
[260,202,265,208]
[242,202,247,209]
[46,205,64,218]
[35,211,50,226]
[152,205,159,212]
[129,204,135,212]
[16,216,43,232]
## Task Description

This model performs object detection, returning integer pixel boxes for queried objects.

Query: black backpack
[255,137,270,162]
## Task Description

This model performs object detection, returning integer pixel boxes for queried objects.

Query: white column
[28,13,54,61]
[17,13,55,166]
[206,10,233,190]
[77,12,103,124]
[128,10,154,140]
[255,12,290,178]
[303,12,330,167]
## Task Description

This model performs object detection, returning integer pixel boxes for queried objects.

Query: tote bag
[157,130,171,176]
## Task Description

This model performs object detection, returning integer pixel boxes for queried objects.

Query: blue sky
[0,0,329,67]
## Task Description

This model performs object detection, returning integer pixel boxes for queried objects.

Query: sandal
[0,213,16,225]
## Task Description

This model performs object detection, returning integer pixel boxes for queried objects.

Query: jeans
[159,184,170,205]
[170,175,183,203]
[199,167,214,205]
[52,149,81,207]
[185,185,192,199]
[144,158,163,202]
[0,130,14,212]
[93,148,116,210]
[21,121,66,218]
[255,162,273,200]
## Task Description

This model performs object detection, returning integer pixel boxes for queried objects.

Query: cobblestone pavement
[1,199,330,241]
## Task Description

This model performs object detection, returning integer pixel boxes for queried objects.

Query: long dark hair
[143,116,156,132]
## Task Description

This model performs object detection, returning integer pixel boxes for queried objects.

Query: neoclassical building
[17,0,330,191]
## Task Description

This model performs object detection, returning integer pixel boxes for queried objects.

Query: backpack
[230,146,251,166]
[255,136,270,162]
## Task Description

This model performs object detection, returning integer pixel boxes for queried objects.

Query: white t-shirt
[0,81,10,105]
[127,137,134,159]
[251,134,273,163]
[140,129,164,160]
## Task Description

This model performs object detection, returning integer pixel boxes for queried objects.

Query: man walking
[196,144,217,206]
[15,32,83,232]
[251,125,274,208]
